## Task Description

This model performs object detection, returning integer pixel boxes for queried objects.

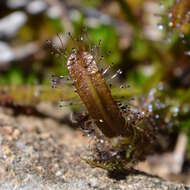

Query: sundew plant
[52,0,190,170]
[49,31,173,171]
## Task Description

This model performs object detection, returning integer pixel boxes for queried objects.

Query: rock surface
[0,110,189,190]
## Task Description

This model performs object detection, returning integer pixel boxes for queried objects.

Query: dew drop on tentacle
[51,74,58,88]
[51,74,71,88]
[157,23,164,31]
[120,83,130,89]
[172,106,179,117]
[148,88,156,100]
[120,84,125,89]
[185,51,190,56]
[102,65,111,76]
[155,114,159,119]
[148,104,153,113]
[58,100,64,108]
[117,69,123,75]
[110,69,123,80]
[108,83,112,88]
[157,82,164,91]
[74,87,77,92]
[111,74,117,80]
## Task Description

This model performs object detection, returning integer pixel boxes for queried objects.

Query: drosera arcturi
[52,29,169,171]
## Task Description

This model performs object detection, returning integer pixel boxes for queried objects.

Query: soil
[0,107,189,190]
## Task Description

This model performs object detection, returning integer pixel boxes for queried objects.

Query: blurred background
[1,0,190,185]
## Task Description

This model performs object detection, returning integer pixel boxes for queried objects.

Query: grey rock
[0,11,27,38]
[0,42,14,63]
[26,0,47,15]
[0,111,188,190]
[7,0,30,9]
